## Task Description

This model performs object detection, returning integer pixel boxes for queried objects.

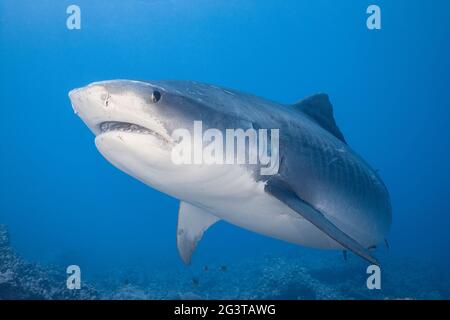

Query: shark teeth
[99,121,168,141]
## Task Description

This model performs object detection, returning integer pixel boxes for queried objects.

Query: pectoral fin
[265,178,379,265]
[177,201,220,265]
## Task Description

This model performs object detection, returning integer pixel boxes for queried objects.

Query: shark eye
[151,90,161,103]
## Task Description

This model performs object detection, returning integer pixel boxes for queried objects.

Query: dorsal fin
[292,93,347,144]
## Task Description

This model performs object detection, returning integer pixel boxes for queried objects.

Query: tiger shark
[69,80,391,265]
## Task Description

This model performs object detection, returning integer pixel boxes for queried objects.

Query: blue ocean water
[1,0,449,299]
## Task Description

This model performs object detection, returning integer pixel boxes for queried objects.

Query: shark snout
[69,83,112,135]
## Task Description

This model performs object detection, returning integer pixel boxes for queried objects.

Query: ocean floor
[1,224,449,300]
[0,225,98,299]
[96,254,449,300]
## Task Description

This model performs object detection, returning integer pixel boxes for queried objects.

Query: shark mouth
[98,121,169,142]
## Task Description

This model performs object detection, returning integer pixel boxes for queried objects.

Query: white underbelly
[199,181,339,250]
[157,164,341,250]
[95,133,340,250]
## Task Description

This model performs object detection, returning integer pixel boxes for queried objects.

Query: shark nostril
[100,92,110,107]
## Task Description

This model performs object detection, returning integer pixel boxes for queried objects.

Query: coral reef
[1,224,449,300]
[0,225,98,300]
[97,252,450,300]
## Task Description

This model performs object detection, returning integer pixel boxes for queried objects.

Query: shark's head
[69,80,215,195]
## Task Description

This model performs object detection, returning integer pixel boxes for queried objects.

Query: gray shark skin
[69,80,391,265]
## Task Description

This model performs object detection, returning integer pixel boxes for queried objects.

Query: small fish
[192,277,200,285]
[203,265,208,272]
[219,265,228,272]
